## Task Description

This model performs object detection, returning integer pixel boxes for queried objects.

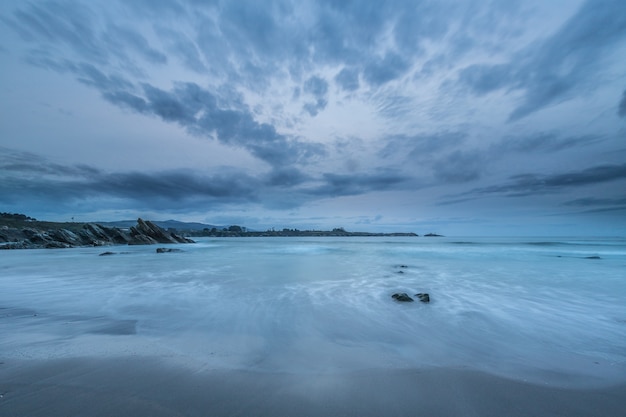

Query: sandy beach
[1,357,625,417]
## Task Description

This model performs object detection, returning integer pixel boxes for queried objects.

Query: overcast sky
[1,0,625,235]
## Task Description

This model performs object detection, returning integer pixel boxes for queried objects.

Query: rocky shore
[0,218,194,249]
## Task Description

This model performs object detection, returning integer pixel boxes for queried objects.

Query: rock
[130,218,194,245]
[99,251,117,256]
[392,293,414,302]
[585,256,601,260]
[156,247,183,253]
[0,218,194,249]
[80,224,130,246]
[48,229,82,246]
[44,241,71,249]
[415,293,430,303]
[128,234,159,245]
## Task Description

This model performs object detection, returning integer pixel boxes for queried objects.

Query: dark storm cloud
[6,1,106,63]
[302,75,329,116]
[335,68,360,92]
[563,196,626,207]
[5,1,335,168]
[158,27,207,73]
[0,147,101,178]
[619,89,626,117]
[363,52,412,87]
[266,167,310,187]
[447,163,626,202]
[380,132,467,160]
[379,132,484,183]
[106,24,168,65]
[129,82,327,166]
[495,133,604,153]
[310,171,410,197]
[0,148,259,208]
[457,0,626,121]
[432,150,486,183]
[0,148,410,211]
[0,170,260,210]
[24,58,326,168]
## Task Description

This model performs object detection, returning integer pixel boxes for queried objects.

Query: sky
[1,0,625,236]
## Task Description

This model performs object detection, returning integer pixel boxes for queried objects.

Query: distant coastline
[0,213,425,249]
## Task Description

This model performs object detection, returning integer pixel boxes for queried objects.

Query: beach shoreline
[1,357,625,417]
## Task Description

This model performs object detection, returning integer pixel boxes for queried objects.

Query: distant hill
[98,219,220,231]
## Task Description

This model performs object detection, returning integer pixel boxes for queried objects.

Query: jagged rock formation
[129,218,193,245]
[0,218,194,249]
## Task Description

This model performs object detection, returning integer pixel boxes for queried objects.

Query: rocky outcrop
[0,218,194,249]
[80,224,131,246]
[129,218,194,245]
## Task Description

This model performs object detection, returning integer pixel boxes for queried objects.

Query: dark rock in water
[99,251,117,256]
[585,256,601,260]
[396,265,408,268]
[415,293,430,303]
[156,247,183,253]
[392,293,414,302]
[396,270,405,274]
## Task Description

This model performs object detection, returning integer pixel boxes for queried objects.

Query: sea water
[1,237,625,386]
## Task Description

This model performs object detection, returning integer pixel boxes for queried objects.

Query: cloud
[448,163,626,201]
[563,196,626,207]
[83,77,328,167]
[158,27,207,73]
[379,132,482,182]
[106,24,167,65]
[335,67,360,92]
[495,132,604,153]
[457,0,626,121]
[309,170,411,197]
[7,1,106,63]
[457,64,512,95]
[302,75,329,116]
[0,148,413,212]
[432,150,486,183]
[619,89,626,117]
[363,52,411,87]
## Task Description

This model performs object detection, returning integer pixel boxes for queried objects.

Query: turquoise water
[1,237,625,386]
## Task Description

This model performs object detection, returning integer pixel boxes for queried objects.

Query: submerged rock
[392,293,414,302]
[156,247,183,253]
[415,293,430,303]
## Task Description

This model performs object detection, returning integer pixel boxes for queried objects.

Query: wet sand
[1,357,625,417]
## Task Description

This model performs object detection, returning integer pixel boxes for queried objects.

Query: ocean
[1,236,625,388]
